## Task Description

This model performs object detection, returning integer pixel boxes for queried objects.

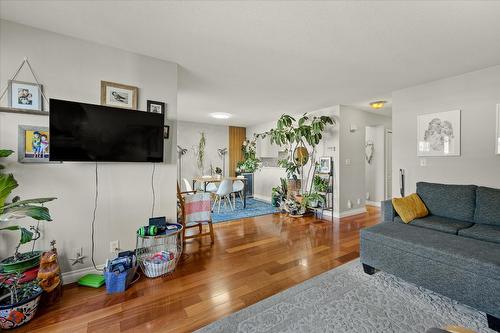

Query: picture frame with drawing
[8,80,43,111]
[147,100,166,115]
[417,110,461,157]
[319,156,332,174]
[18,125,50,163]
[100,80,138,109]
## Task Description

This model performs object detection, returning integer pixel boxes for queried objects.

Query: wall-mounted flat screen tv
[49,99,164,162]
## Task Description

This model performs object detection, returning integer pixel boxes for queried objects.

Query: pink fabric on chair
[184,193,212,223]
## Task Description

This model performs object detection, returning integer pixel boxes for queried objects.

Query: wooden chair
[177,183,215,244]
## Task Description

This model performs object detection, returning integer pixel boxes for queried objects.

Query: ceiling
[1,1,500,126]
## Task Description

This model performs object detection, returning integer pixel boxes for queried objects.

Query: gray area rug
[197,260,493,333]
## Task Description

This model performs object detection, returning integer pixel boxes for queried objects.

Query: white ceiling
[1,1,500,126]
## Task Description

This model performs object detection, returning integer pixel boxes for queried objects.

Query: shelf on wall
[0,106,49,116]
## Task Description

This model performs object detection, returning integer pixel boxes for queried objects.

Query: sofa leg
[362,263,375,275]
[487,314,500,332]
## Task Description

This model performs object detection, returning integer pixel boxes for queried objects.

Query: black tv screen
[49,99,164,162]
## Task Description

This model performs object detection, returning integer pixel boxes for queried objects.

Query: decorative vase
[0,287,42,330]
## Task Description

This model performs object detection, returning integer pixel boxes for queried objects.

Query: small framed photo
[100,80,138,109]
[147,100,166,114]
[496,104,500,155]
[18,125,50,163]
[164,125,170,139]
[8,80,43,111]
[319,156,332,174]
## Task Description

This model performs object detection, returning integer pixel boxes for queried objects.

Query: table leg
[243,182,247,208]
[192,180,196,191]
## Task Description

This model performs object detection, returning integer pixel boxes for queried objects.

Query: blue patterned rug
[212,198,278,223]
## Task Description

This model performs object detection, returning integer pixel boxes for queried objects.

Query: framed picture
[164,125,170,139]
[18,126,50,163]
[496,104,500,155]
[100,81,138,109]
[147,100,166,114]
[319,156,332,174]
[8,80,43,111]
[417,110,461,156]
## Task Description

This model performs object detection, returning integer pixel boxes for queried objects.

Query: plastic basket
[104,266,137,294]
[136,224,183,278]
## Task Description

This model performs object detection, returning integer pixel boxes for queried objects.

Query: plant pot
[287,179,301,198]
[0,286,42,330]
[0,251,43,274]
[271,195,281,207]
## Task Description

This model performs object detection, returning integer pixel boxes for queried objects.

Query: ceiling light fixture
[210,112,232,119]
[369,101,386,110]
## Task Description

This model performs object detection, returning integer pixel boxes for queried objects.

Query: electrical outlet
[110,240,120,253]
[347,200,352,209]
[357,198,361,205]
[420,158,427,167]
[345,159,351,165]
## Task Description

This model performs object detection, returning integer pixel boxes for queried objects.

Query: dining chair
[183,178,193,192]
[232,180,245,206]
[177,183,214,244]
[212,179,234,213]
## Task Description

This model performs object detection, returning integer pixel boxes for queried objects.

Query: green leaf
[1,197,57,210]
[0,150,14,158]
[0,173,18,212]
[0,205,52,222]
[0,226,34,244]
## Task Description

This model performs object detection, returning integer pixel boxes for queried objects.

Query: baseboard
[61,264,105,285]
[333,207,367,218]
[253,194,272,203]
[366,200,381,207]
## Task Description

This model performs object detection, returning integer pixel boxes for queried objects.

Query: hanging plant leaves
[0,173,18,212]
[0,205,52,222]
[0,150,14,158]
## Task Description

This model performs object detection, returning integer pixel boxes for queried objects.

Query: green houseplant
[312,175,329,193]
[271,178,287,207]
[236,136,261,173]
[194,132,206,175]
[257,113,334,215]
[0,149,56,329]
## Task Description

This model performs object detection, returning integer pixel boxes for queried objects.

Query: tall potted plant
[258,113,334,195]
[0,149,56,329]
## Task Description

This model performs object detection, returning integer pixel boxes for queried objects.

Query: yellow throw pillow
[392,193,429,223]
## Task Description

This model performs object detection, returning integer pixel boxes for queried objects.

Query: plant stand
[311,160,335,222]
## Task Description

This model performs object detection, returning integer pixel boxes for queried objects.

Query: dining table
[192,176,248,209]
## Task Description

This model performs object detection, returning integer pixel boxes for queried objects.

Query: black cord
[151,163,156,218]
[91,161,102,271]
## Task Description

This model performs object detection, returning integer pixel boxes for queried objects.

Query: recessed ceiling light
[369,101,386,110]
[210,112,232,119]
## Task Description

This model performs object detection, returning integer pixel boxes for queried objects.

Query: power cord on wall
[90,161,102,271]
[151,163,156,218]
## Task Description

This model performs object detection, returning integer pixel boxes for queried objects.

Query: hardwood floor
[21,207,380,333]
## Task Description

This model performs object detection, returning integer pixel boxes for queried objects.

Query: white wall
[365,125,386,204]
[177,121,229,190]
[392,65,500,196]
[338,106,391,213]
[0,20,178,274]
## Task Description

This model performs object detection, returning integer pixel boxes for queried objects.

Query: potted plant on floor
[0,149,56,329]
[257,113,334,214]
[271,178,288,207]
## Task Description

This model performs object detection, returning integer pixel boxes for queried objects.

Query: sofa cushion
[394,215,473,235]
[474,186,500,226]
[458,224,500,244]
[361,223,500,281]
[392,193,429,223]
[416,182,477,222]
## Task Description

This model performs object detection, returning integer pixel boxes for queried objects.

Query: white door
[385,130,393,199]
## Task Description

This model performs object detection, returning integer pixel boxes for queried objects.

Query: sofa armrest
[381,199,397,222]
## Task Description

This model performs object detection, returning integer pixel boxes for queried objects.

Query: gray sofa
[360,182,500,332]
